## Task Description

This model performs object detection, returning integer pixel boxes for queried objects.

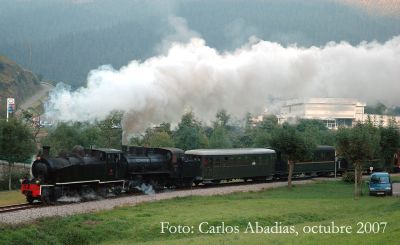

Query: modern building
[277,98,400,129]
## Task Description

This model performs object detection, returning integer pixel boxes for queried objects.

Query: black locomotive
[22,145,197,204]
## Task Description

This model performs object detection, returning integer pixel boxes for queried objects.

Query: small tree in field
[379,124,400,171]
[270,124,315,189]
[336,122,380,199]
[0,118,35,190]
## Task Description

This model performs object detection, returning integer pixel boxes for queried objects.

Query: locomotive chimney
[42,146,50,157]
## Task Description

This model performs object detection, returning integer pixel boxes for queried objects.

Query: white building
[278,98,400,129]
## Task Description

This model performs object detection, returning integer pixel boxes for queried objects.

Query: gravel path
[0,179,314,225]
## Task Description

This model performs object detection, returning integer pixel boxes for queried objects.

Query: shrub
[0,171,29,191]
[342,171,355,183]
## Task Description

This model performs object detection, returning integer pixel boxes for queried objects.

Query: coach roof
[185,148,276,156]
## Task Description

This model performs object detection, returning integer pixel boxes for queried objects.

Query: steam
[135,183,155,195]
[46,35,400,139]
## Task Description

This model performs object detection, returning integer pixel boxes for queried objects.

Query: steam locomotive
[21,145,383,204]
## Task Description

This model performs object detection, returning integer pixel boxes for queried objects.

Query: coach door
[203,156,213,179]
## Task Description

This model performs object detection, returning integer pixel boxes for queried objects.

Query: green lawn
[0,190,25,206]
[0,181,399,245]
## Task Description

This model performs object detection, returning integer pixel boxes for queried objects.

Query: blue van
[368,172,393,196]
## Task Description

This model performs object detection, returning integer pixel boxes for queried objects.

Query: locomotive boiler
[21,145,193,204]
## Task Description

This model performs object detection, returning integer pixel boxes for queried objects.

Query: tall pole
[6,99,9,122]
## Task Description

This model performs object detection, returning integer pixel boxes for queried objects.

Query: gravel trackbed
[0,179,314,225]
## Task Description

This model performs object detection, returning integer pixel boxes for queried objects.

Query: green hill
[0,56,41,118]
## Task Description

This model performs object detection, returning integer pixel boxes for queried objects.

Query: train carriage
[273,145,338,177]
[184,148,276,183]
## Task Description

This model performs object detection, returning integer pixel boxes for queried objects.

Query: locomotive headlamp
[36,180,40,184]
[36,156,41,160]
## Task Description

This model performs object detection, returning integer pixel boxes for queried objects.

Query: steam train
[21,145,385,204]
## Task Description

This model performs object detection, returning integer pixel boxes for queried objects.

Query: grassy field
[0,190,25,206]
[0,180,399,245]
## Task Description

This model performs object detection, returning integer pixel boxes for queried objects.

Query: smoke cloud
[46,35,400,139]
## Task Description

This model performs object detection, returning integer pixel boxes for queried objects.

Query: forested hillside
[0,0,399,88]
[0,56,41,118]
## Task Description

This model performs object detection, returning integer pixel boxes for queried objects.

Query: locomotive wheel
[26,194,34,204]
[41,187,55,205]
[112,186,122,195]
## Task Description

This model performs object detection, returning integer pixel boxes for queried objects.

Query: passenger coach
[184,148,277,184]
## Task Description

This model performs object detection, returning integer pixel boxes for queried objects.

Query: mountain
[0,0,399,88]
[0,56,41,118]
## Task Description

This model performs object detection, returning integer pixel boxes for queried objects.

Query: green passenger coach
[184,148,276,183]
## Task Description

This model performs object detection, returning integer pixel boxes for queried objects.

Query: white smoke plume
[46,35,400,139]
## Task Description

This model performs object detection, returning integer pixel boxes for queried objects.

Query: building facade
[278,98,400,129]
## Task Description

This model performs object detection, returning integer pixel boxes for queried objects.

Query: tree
[173,112,208,150]
[270,124,315,189]
[215,109,230,127]
[336,123,380,199]
[21,108,42,143]
[0,118,35,190]
[379,124,400,171]
[147,131,174,147]
[141,123,174,147]
[41,122,86,156]
[209,110,233,148]
[209,125,232,148]
[233,112,255,147]
[296,119,336,146]
[97,112,122,149]
[259,115,279,131]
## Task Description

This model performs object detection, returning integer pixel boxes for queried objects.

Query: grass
[0,180,399,245]
[0,190,25,206]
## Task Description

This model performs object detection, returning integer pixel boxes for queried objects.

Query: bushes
[342,171,355,183]
[0,171,30,191]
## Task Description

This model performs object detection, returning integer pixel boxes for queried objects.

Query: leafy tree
[270,124,315,189]
[81,125,102,148]
[209,110,233,148]
[173,112,208,150]
[97,112,122,149]
[253,130,271,147]
[21,108,43,143]
[295,119,337,146]
[251,115,279,147]
[215,109,230,127]
[379,124,400,171]
[336,123,380,199]
[0,118,35,190]
[259,115,279,131]
[209,125,232,148]
[296,119,328,132]
[146,131,174,147]
[233,112,255,147]
[41,122,87,156]
[141,123,174,147]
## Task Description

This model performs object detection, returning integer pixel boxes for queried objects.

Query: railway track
[0,203,38,214]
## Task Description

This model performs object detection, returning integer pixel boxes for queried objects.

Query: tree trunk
[357,163,363,196]
[8,162,13,191]
[354,162,362,199]
[288,160,293,189]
